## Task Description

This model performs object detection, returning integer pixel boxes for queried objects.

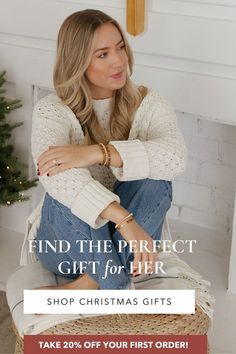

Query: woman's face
[85,23,128,99]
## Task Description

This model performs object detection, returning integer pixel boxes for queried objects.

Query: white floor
[0,220,236,354]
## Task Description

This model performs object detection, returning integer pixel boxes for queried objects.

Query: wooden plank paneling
[0,0,236,66]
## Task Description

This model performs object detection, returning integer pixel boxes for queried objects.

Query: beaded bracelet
[98,143,107,166]
[105,144,111,167]
[115,212,134,230]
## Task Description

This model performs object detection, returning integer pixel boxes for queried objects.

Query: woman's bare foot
[35,273,99,290]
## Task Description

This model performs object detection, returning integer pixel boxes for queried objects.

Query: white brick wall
[168,112,236,234]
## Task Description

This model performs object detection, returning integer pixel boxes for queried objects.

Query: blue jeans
[35,179,172,289]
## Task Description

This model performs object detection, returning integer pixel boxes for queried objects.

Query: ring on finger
[52,158,61,167]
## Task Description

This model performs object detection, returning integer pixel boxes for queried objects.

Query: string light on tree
[0,70,38,207]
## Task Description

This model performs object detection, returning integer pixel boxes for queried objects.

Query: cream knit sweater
[31,88,187,229]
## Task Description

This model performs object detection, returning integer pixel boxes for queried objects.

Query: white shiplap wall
[0,0,236,289]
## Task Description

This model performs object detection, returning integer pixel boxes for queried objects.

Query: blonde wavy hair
[53,9,148,145]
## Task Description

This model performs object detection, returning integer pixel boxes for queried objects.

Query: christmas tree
[0,71,38,206]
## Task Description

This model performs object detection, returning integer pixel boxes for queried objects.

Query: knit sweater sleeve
[31,95,120,229]
[109,90,187,181]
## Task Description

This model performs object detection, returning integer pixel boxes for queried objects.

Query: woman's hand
[99,201,158,277]
[37,144,102,177]
[119,220,158,277]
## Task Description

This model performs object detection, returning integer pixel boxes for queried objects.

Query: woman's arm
[37,90,186,182]
[32,95,120,229]
[37,142,123,177]
[100,201,158,276]
[109,90,187,181]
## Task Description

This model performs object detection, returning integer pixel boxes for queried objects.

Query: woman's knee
[142,179,172,217]
[145,179,172,204]
[114,178,172,210]
[139,178,172,195]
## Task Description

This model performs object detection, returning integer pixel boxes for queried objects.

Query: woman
[32,9,187,290]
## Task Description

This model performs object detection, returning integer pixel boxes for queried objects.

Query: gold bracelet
[98,143,107,166]
[115,212,133,230]
[116,217,134,230]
